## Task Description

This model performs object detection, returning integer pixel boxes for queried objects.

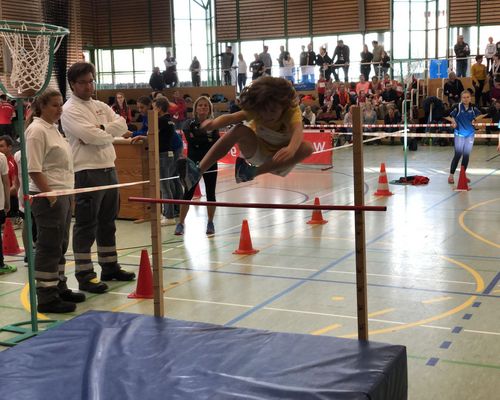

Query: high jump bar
[129,197,387,212]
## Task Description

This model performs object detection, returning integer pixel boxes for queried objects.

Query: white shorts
[241,124,294,177]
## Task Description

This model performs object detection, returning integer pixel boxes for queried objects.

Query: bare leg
[255,141,314,176]
[178,204,189,224]
[207,205,216,222]
[199,125,257,172]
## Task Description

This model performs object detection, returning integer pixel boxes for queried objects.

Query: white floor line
[101,292,500,336]
[0,281,24,286]
[230,262,475,286]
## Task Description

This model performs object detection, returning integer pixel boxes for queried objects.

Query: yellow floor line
[311,323,342,335]
[459,197,500,249]
[368,308,395,317]
[20,285,48,320]
[422,296,453,304]
[340,255,485,338]
[331,296,344,301]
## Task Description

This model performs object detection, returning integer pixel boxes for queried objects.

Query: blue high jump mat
[0,311,407,399]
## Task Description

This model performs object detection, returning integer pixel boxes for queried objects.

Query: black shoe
[59,289,86,303]
[37,299,76,313]
[101,268,136,282]
[79,278,109,294]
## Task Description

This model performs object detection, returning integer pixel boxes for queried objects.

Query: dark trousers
[31,195,72,304]
[332,64,349,82]
[318,93,325,107]
[473,80,486,107]
[450,135,474,174]
[160,151,183,219]
[237,73,247,92]
[0,210,5,266]
[191,73,200,87]
[360,65,371,81]
[223,70,232,85]
[456,59,468,78]
[184,163,217,202]
[73,168,120,283]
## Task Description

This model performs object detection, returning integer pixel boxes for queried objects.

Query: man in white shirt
[61,62,135,294]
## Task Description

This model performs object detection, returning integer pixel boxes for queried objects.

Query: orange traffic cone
[455,165,470,191]
[193,183,202,199]
[128,249,153,299]
[374,163,393,196]
[3,218,23,256]
[307,197,328,224]
[233,220,259,255]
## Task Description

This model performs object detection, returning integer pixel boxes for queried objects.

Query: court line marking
[483,272,500,295]
[230,262,476,286]
[422,296,454,304]
[104,291,500,337]
[222,171,497,327]
[339,256,485,338]
[459,197,500,249]
[156,264,499,299]
[311,324,342,335]
[368,308,395,318]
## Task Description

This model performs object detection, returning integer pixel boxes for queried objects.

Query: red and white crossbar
[305,122,498,129]
[129,197,387,212]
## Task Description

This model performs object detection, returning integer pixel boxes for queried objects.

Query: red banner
[180,130,332,166]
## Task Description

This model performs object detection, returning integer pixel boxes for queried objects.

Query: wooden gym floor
[1,143,499,399]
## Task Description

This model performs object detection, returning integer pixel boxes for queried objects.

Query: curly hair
[239,77,296,115]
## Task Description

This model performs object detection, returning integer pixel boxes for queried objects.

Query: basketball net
[0,21,66,96]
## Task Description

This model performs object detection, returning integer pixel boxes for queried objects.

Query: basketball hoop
[0,20,69,98]
[0,20,69,346]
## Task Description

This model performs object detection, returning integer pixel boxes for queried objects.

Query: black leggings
[184,163,217,201]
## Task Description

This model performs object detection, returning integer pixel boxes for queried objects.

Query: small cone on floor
[455,165,470,191]
[233,219,259,255]
[307,197,328,225]
[128,249,154,299]
[374,163,393,196]
[3,218,23,256]
[193,183,202,199]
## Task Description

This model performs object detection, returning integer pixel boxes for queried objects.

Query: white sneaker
[161,217,177,226]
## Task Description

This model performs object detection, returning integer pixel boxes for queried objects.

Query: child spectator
[0,149,15,275]
[129,96,152,138]
[316,73,327,106]
[302,106,316,125]
[111,92,132,124]
[0,135,19,224]
[14,150,37,263]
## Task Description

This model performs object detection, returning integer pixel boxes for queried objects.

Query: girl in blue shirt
[446,91,484,184]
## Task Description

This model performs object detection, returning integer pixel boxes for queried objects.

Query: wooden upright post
[351,106,369,341]
[147,110,164,317]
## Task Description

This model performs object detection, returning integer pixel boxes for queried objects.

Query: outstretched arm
[200,110,247,131]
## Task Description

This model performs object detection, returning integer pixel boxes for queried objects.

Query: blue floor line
[483,272,500,295]
[157,264,500,300]
[223,167,499,327]
[224,229,394,327]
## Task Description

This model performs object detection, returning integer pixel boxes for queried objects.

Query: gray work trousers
[73,168,120,283]
[31,195,72,305]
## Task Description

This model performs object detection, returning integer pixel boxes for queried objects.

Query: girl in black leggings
[176,96,219,235]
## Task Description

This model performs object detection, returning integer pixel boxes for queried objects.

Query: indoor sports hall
[0,1,499,399]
